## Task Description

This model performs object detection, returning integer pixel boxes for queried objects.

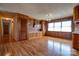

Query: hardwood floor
[0,36,78,56]
[0,35,15,44]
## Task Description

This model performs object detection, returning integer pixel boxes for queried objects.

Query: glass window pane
[54,27,61,31]
[62,21,71,27]
[48,23,54,31]
[48,28,54,31]
[48,23,54,28]
[54,22,61,31]
[62,27,71,32]
[55,22,61,27]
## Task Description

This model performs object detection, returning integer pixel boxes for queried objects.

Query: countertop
[72,32,79,34]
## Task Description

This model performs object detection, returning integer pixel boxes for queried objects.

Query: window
[54,22,61,31]
[62,21,72,32]
[48,23,54,31]
[48,20,72,32]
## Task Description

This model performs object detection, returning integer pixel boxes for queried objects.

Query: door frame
[1,17,12,36]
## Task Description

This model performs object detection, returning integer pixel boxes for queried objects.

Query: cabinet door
[73,34,79,50]
[20,20,27,40]
[73,6,79,21]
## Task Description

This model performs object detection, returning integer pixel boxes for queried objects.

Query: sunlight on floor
[47,39,72,56]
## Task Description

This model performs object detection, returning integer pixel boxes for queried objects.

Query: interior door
[3,20,10,35]
[20,19,27,40]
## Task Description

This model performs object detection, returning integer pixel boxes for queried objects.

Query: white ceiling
[0,3,78,20]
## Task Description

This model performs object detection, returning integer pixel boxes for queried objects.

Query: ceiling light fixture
[46,14,52,21]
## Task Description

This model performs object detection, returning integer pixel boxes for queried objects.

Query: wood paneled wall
[0,11,44,41]
[45,16,73,40]
[46,31,72,40]
[0,11,16,32]
[0,11,17,41]
[17,13,28,40]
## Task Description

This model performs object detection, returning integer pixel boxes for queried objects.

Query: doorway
[3,20,10,35]
[1,19,11,44]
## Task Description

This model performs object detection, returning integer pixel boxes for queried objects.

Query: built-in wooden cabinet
[27,19,44,40]
[28,31,43,39]
[73,5,79,50]
[73,5,79,21]
[73,34,79,50]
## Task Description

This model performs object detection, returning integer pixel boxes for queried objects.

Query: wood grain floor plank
[0,36,79,56]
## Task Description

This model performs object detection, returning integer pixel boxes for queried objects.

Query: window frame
[48,20,72,32]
